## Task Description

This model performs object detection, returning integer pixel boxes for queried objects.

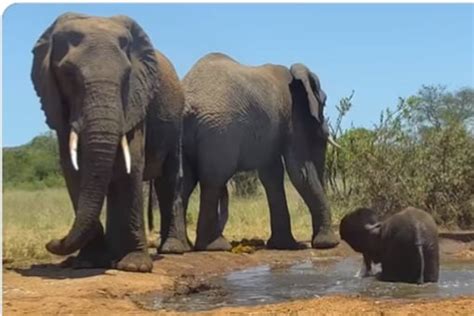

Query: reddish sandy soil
[3,238,474,315]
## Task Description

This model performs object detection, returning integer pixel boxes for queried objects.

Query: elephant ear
[111,15,159,133]
[290,64,326,124]
[365,222,382,236]
[31,12,86,131]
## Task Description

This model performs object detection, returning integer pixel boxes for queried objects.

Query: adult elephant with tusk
[31,13,187,272]
[179,53,341,251]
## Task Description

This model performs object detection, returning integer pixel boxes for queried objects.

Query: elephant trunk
[46,82,125,256]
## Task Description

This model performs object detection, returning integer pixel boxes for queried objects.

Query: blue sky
[2,3,473,146]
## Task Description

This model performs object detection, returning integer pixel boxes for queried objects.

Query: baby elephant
[340,207,439,284]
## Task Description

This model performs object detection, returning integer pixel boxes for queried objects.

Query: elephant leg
[195,183,232,251]
[157,154,193,254]
[57,131,107,268]
[258,159,301,250]
[154,176,171,248]
[423,244,440,282]
[106,173,152,272]
[147,180,156,233]
[284,152,339,249]
[146,180,159,248]
[380,243,405,282]
[181,156,198,222]
[217,185,229,236]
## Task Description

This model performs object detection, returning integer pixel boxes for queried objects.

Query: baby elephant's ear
[364,222,382,236]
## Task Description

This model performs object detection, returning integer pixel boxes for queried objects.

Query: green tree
[405,85,474,131]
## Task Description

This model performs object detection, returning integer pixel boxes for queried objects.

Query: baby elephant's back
[382,207,438,246]
[380,207,440,283]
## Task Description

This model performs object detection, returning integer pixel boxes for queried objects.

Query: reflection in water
[153,257,474,312]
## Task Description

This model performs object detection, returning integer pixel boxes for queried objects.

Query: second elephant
[172,52,340,252]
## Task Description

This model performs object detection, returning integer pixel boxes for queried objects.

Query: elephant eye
[118,36,129,51]
[68,31,84,47]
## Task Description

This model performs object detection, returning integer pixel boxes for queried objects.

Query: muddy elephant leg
[284,152,339,249]
[258,159,300,249]
[195,183,232,251]
[157,153,193,254]
[57,130,107,268]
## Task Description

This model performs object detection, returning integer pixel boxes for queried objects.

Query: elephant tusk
[328,136,341,149]
[69,130,79,171]
[121,135,131,174]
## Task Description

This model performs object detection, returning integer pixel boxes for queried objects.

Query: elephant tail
[415,223,425,284]
[148,180,155,233]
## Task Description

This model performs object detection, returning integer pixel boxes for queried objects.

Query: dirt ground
[3,238,474,315]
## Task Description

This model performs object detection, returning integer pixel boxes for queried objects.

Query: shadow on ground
[14,263,107,279]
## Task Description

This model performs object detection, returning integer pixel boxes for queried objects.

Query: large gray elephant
[171,52,340,252]
[340,207,439,284]
[31,13,187,272]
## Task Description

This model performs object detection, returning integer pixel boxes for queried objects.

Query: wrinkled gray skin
[340,207,439,284]
[172,53,339,252]
[31,13,187,272]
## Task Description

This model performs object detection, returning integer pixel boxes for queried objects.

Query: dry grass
[3,188,73,264]
[3,184,345,265]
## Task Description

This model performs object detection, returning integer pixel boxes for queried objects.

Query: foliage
[3,131,64,190]
[326,86,474,229]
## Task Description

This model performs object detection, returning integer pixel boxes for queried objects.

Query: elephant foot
[195,236,232,252]
[115,251,153,273]
[159,237,192,254]
[312,228,340,249]
[266,235,306,250]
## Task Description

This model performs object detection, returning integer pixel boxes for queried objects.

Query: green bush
[326,86,474,229]
[3,131,63,190]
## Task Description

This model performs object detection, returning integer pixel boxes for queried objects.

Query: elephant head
[288,64,339,185]
[31,13,159,255]
[340,207,383,270]
[290,64,327,126]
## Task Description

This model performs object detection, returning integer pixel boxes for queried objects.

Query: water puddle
[141,257,474,312]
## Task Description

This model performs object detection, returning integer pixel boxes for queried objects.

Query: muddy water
[146,257,474,312]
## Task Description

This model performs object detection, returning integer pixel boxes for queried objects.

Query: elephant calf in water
[340,207,439,284]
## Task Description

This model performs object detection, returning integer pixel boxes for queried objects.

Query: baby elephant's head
[340,207,382,263]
